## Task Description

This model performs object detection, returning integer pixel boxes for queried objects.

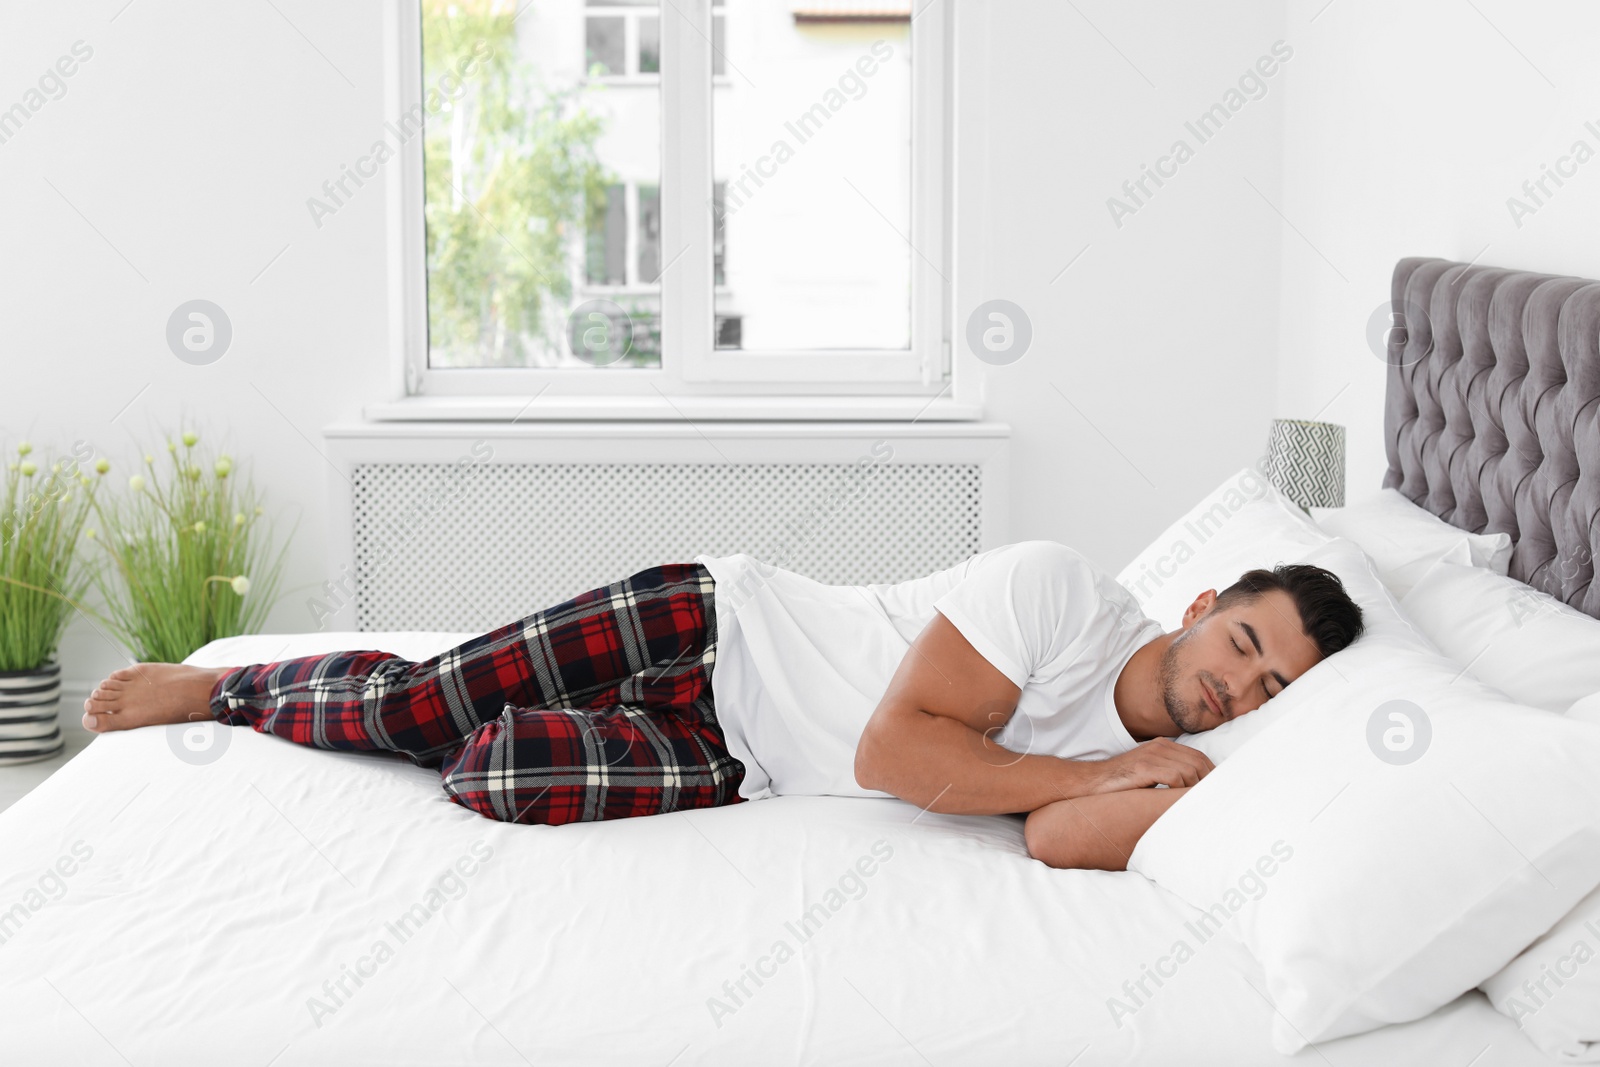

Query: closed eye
[1233,636,1274,699]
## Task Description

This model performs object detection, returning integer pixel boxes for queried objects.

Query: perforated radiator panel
[351,462,984,632]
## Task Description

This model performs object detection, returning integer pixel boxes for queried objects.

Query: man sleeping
[80,540,1362,870]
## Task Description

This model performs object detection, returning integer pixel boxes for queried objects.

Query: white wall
[0,1,388,690]
[1274,0,1600,500]
[956,0,1287,563]
[20,0,1577,695]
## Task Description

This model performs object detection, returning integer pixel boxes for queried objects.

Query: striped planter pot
[0,662,64,765]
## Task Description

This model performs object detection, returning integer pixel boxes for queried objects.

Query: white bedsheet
[0,633,1557,1065]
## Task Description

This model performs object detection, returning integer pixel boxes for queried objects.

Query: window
[391,0,950,407]
[584,15,625,77]
[711,5,912,353]
[584,1,660,79]
[580,180,663,366]
[586,183,626,286]
[583,182,661,289]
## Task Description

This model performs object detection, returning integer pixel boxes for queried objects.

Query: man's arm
[853,613,1212,816]
[1023,787,1189,871]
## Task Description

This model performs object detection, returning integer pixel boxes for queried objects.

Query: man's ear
[1180,589,1218,629]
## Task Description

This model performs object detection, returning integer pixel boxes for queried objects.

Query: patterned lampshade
[1263,419,1345,509]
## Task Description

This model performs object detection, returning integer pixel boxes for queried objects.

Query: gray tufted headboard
[1383,257,1600,620]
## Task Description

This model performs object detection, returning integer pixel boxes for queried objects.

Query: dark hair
[1213,563,1365,659]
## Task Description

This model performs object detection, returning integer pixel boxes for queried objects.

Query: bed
[0,256,1593,1065]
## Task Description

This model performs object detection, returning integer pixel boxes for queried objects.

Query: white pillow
[1570,693,1600,725]
[1118,465,1327,633]
[1311,488,1512,597]
[1116,466,1434,763]
[1128,635,1600,1054]
[1399,560,1600,714]
[1480,877,1600,1060]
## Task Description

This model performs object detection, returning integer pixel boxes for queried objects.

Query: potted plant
[84,430,288,663]
[0,442,103,764]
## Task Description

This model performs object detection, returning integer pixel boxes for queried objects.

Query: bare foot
[81,664,233,733]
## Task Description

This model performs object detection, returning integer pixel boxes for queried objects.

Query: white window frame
[380,0,966,420]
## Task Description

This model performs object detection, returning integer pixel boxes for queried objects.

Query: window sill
[363,394,983,422]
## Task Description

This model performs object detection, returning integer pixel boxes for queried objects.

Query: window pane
[638,16,660,74]
[584,16,624,76]
[423,0,661,369]
[586,183,627,285]
[711,2,912,351]
[637,183,661,282]
[712,180,727,288]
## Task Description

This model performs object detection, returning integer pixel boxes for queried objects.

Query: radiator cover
[351,460,982,631]
[327,424,1010,634]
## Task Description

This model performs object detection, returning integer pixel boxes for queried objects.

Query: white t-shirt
[693,540,1164,801]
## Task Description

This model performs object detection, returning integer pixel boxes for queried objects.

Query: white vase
[0,662,64,765]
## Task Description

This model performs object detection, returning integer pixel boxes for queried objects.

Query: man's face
[1157,588,1323,734]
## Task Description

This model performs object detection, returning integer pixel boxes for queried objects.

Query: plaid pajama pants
[208,563,747,825]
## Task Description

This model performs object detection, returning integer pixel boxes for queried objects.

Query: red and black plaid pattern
[209,563,745,825]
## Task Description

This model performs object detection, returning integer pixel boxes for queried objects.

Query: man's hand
[1091,737,1214,793]
[1021,742,1213,871]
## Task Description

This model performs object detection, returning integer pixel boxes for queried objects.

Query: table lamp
[1262,418,1345,511]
